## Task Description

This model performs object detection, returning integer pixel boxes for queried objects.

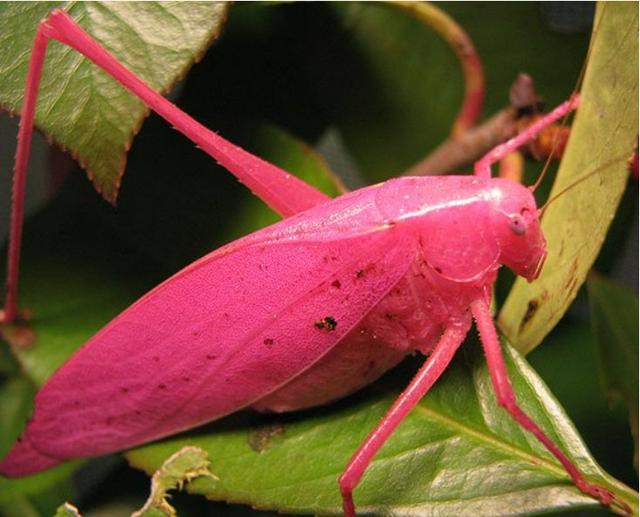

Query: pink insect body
[0,9,624,517]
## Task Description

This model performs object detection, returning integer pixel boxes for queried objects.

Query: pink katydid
[0,7,632,517]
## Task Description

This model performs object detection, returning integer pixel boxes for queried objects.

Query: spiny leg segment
[474,96,579,179]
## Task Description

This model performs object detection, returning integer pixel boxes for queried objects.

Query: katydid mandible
[0,9,626,517]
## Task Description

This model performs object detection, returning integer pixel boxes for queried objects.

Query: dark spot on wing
[355,263,376,279]
[331,279,341,289]
[263,338,274,347]
[314,316,337,331]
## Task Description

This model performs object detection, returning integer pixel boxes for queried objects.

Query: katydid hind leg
[1,26,49,325]
[339,325,467,517]
[474,96,579,178]
[470,299,631,515]
[2,9,331,324]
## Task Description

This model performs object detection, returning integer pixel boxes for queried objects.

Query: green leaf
[126,341,637,515]
[0,463,76,509]
[132,446,216,517]
[498,3,639,354]
[0,498,41,517]
[0,2,229,202]
[587,274,639,467]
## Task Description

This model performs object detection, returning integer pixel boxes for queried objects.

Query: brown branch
[404,107,518,176]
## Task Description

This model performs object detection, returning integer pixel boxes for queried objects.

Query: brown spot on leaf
[248,423,286,453]
[519,299,539,332]
[564,277,579,302]
[564,258,579,289]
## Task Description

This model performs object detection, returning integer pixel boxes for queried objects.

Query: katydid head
[489,179,546,282]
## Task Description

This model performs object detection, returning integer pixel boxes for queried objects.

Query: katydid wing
[0,5,632,516]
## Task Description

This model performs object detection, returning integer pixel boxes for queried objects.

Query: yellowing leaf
[499,3,639,354]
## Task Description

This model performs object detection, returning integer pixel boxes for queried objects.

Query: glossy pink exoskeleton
[0,10,624,517]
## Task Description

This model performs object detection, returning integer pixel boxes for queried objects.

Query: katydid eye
[508,215,527,236]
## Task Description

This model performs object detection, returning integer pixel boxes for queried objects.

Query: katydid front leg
[474,96,580,179]
[2,9,330,324]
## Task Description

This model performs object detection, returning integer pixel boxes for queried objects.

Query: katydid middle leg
[339,325,467,517]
